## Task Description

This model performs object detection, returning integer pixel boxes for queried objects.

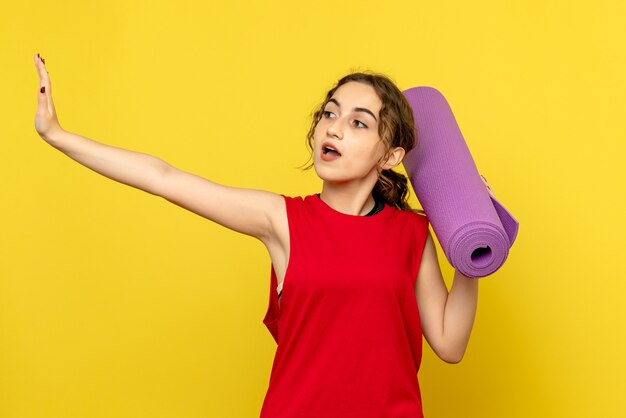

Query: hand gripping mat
[402,86,519,278]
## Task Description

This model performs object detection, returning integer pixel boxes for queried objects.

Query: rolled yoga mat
[402,86,519,278]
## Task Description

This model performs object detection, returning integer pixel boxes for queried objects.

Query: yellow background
[2,0,625,416]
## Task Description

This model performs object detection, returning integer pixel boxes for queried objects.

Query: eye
[354,120,367,129]
[322,110,334,118]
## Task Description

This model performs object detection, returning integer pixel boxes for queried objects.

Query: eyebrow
[326,98,378,122]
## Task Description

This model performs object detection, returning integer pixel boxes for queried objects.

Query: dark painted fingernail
[42,58,45,64]
[40,86,45,93]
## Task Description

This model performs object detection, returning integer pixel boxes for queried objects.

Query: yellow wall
[2,0,624,416]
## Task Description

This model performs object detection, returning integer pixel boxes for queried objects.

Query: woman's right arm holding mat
[32,53,286,245]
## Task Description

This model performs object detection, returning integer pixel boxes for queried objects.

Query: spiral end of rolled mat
[402,86,520,278]
[447,221,512,278]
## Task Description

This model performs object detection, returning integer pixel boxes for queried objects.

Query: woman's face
[313,81,386,185]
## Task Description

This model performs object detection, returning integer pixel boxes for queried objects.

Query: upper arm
[414,229,453,362]
[154,164,285,243]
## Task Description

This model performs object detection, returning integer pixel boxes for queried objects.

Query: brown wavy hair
[302,70,424,214]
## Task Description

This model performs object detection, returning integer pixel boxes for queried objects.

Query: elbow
[442,353,463,364]
[437,347,466,364]
[435,333,472,364]
[152,160,174,197]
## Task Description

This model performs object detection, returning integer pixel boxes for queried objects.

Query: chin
[313,163,330,181]
[313,163,341,183]
[314,168,351,185]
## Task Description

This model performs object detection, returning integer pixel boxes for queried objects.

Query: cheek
[313,124,323,145]
[360,144,385,168]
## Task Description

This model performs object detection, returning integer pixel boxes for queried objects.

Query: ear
[381,147,406,170]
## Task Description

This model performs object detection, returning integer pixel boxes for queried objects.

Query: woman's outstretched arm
[32,53,285,243]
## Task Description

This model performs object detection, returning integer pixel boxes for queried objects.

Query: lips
[321,141,342,158]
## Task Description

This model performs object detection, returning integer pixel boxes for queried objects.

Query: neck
[319,181,377,216]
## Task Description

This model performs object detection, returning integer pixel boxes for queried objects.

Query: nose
[326,116,344,140]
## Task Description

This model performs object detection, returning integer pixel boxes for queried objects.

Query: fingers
[480,174,495,197]
[34,53,57,117]
[34,53,51,94]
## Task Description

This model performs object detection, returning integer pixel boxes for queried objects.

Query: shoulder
[280,194,312,210]
[398,208,430,242]
[411,209,428,219]
[412,210,430,237]
[281,194,313,204]
[393,206,429,224]
[274,194,319,218]
[415,210,429,227]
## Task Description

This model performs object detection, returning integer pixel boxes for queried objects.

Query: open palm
[33,53,63,141]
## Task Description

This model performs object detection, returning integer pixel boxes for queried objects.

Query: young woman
[34,53,490,417]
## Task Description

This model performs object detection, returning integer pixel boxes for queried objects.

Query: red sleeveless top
[261,194,430,417]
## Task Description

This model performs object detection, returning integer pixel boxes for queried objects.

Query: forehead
[329,81,382,113]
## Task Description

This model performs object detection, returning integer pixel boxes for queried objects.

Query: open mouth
[322,145,341,157]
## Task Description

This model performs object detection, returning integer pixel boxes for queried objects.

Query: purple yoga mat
[402,87,519,278]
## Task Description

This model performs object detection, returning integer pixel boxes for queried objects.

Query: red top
[261,194,430,417]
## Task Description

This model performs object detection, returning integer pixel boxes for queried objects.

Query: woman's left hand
[480,174,495,198]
